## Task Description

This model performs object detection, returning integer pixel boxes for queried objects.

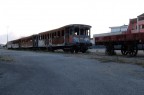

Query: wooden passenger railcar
[7,39,20,49]
[20,35,38,49]
[38,24,92,53]
[94,13,144,56]
[7,24,92,53]
[7,35,38,50]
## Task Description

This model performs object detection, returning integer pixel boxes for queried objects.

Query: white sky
[0,0,144,44]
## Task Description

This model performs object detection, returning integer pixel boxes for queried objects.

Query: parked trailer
[94,13,144,56]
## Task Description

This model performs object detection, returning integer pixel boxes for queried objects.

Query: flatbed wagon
[94,13,144,56]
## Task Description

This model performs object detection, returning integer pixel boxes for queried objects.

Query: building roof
[129,18,137,24]
[109,25,128,29]
[138,13,144,17]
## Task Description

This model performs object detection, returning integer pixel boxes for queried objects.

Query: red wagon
[94,13,144,56]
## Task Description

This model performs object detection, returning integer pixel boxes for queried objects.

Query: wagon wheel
[105,45,116,55]
[128,44,138,57]
[121,45,128,55]
[105,48,115,55]
[121,44,138,56]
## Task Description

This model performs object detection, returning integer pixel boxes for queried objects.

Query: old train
[94,13,144,56]
[7,24,92,53]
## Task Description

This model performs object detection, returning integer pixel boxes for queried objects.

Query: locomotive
[94,13,144,56]
[7,24,92,53]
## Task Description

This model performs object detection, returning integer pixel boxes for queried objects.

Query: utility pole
[7,26,9,48]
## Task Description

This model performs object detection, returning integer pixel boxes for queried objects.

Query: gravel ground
[0,49,144,95]
[88,49,144,67]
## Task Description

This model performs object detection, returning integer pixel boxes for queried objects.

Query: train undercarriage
[9,43,91,54]
[46,43,92,53]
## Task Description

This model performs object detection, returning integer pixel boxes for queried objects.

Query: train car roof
[20,35,36,40]
[39,24,91,35]
[64,24,91,28]
[8,38,20,43]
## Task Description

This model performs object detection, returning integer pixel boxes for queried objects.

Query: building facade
[109,25,128,33]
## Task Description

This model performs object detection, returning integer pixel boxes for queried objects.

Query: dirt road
[0,49,144,95]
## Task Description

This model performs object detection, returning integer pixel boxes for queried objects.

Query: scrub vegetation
[0,56,13,62]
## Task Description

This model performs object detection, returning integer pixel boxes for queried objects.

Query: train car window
[62,30,64,36]
[84,29,86,35]
[40,35,42,40]
[43,35,45,39]
[80,29,84,35]
[47,34,49,39]
[69,29,73,35]
[85,29,88,36]
[58,31,60,37]
[55,32,56,36]
[45,35,47,39]
[45,34,47,39]
[46,35,47,39]
[50,33,52,38]
[52,33,54,38]
[74,27,79,35]
[41,35,42,39]
[49,34,51,38]
[44,35,46,39]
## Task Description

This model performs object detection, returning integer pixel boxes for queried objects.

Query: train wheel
[82,49,87,53]
[63,49,69,53]
[70,49,74,53]
[49,47,54,52]
[75,49,79,53]
[81,47,88,53]
[129,44,138,57]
